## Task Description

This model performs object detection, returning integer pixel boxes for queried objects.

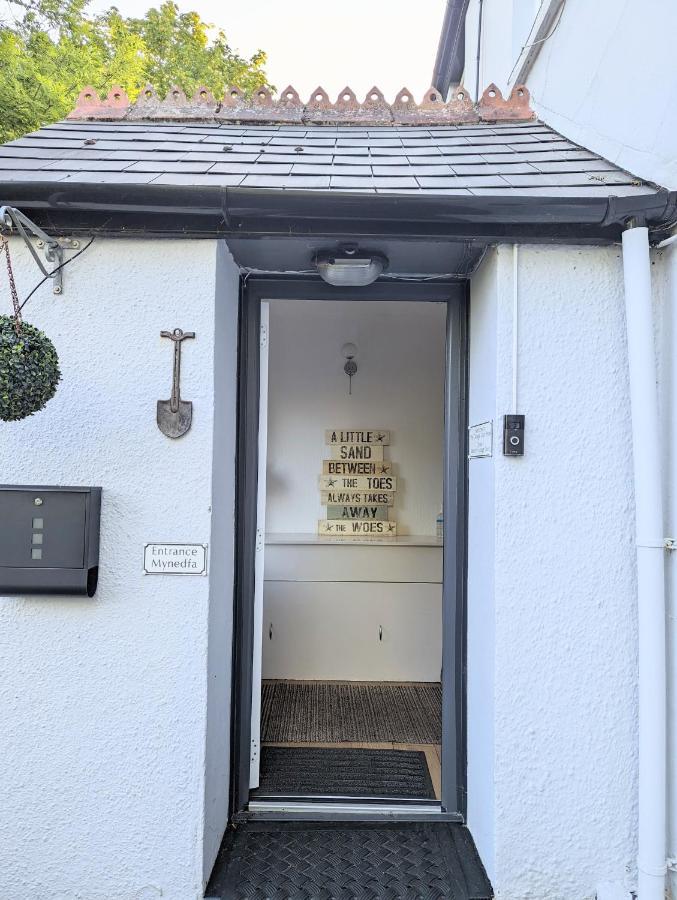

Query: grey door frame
[230,276,469,820]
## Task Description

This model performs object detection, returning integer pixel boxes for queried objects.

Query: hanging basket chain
[0,236,22,335]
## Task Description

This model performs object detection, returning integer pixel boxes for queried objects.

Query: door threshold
[243,799,462,822]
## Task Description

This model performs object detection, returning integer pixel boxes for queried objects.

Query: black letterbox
[0,485,102,597]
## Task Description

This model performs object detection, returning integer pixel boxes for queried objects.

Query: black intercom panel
[0,485,102,596]
[503,414,525,456]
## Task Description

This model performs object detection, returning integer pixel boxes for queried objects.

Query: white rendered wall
[464,0,514,99]
[466,0,677,188]
[0,237,238,900]
[265,299,447,536]
[467,244,639,898]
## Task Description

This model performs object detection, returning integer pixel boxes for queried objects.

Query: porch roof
[0,84,674,253]
[0,118,657,198]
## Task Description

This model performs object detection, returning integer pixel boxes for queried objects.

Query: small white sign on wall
[468,421,493,459]
[143,543,208,575]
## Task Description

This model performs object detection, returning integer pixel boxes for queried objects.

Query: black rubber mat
[261,681,442,744]
[206,822,493,899]
[255,746,435,799]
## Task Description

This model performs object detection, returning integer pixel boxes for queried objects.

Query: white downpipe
[512,244,519,414]
[621,225,667,900]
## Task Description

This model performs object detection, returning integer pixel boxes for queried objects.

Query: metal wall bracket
[0,205,79,295]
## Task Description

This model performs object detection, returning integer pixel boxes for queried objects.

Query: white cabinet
[262,538,443,682]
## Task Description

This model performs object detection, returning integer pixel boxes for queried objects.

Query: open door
[249,301,269,788]
[232,278,467,819]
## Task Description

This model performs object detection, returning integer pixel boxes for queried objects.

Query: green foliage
[0,0,270,142]
[0,316,61,421]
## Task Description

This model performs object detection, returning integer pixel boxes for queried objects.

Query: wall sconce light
[315,246,388,286]
[342,342,358,395]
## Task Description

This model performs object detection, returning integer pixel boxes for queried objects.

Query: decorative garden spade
[157,328,195,438]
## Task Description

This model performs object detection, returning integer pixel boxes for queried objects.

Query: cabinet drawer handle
[378,625,383,642]
[269,623,273,640]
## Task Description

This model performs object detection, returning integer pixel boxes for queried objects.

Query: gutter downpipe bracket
[621,222,667,900]
[636,539,676,551]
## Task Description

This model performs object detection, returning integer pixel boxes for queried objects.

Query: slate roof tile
[150,173,245,186]
[59,171,158,184]
[0,158,48,170]
[210,162,293,175]
[125,160,213,173]
[451,162,539,175]
[330,175,375,188]
[438,154,486,165]
[0,170,68,182]
[42,158,134,171]
[533,159,624,173]
[500,170,635,187]
[329,164,372,176]
[373,176,419,189]
[262,154,329,164]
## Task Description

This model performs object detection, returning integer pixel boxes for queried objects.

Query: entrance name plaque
[144,543,208,575]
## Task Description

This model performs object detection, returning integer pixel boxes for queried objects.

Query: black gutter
[431,0,471,98]
[0,182,675,243]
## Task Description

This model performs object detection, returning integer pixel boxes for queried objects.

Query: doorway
[231,278,467,819]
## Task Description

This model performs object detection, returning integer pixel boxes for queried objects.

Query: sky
[86,0,449,101]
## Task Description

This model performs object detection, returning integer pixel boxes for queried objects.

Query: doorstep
[205,821,492,899]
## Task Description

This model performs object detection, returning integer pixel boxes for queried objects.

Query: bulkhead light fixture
[315,246,388,286]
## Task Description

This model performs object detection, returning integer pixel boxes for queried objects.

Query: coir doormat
[255,746,435,799]
[261,680,442,744]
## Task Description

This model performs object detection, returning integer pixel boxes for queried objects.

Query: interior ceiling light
[315,246,388,287]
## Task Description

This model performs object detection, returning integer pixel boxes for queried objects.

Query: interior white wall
[468,243,639,899]
[0,238,225,900]
[202,242,239,884]
[467,0,677,188]
[466,247,498,879]
[265,299,447,536]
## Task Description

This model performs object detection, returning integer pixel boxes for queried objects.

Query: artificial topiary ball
[0,315,61,421]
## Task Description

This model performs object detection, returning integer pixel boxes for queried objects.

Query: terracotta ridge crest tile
[67,84,536,125]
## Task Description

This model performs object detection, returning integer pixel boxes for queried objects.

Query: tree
[0,0,271,142]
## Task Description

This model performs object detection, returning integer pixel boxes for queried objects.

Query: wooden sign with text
[329,444,384,461]
[319,475,397,491]
[326,505,389,520]
[321,490,394,506]
[325,429,390,445]
[323,460,393,476]
[319,520,397,537]
[319,427,397,539]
